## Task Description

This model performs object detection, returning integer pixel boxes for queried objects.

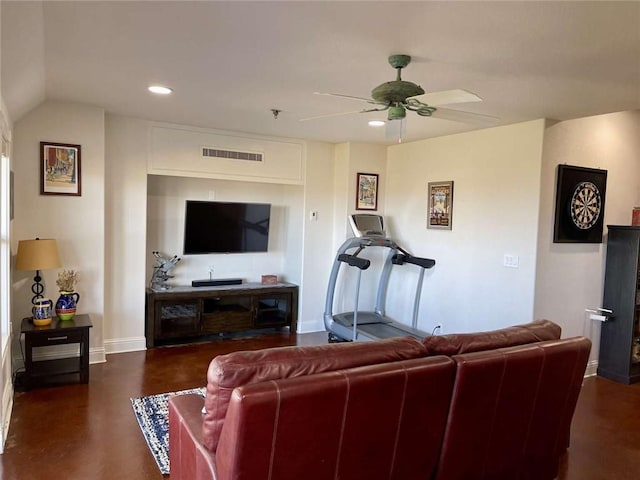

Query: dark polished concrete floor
[1,331,639,479]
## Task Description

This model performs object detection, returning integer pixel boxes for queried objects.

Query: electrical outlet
[503,254,519,268]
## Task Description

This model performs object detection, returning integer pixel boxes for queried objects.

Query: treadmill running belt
[358,322,425,340]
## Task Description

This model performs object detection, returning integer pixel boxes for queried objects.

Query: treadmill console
[349,214,386,238]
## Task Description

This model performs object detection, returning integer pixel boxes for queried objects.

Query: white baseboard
[1,380,13,454]
[11,336,146,366]
[104,336,147,355]
[13,344,106,365]
[1,351,14,454]
[584,359,598,377]
[297,321,325,334]
[90,347,106,364]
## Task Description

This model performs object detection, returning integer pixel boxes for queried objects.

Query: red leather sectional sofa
[169,320,590,480]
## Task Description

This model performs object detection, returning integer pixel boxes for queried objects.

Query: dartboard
[570,181,602,229]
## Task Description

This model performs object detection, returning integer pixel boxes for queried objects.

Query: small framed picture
[40,142,82,196]
[428,181,454,230]
[356,172,379,210]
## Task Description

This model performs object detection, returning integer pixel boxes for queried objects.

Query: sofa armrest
[169,394,218,480]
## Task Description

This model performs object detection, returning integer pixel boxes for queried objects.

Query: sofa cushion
[422,319,561,356]
[203,336,427,451]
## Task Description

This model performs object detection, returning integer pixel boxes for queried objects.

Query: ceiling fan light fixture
[368,120,386,127]
[388,105,406,121]
[148,85,173,95]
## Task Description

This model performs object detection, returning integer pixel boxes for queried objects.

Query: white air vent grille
[202,147,263,162]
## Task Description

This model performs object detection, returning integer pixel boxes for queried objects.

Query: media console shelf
[145,282,298,347]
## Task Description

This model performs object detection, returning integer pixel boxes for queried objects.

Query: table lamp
[16,238,62,304]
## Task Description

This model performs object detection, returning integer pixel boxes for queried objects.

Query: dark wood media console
[145,282,298,347]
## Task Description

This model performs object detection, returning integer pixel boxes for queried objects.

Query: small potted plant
[55,269,80,321]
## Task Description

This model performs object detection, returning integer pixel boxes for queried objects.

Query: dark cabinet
[146,283,298,347]
[598,226,640,384]
[156,301,200,338]
[201,296,253,334]
[254,294,291,327]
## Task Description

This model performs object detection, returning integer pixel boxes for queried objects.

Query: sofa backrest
[434,336,591,480]
[423,319,561,355]
[215,356,456,480]
[203,336,427,451]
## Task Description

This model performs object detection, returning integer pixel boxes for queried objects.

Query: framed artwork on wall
[428,180,454,230]
[356,172,378,210]
[40,142,82,196]
[553,164,607,243]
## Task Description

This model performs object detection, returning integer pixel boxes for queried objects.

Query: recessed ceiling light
[148,85,173,95]
[368,120,386,127]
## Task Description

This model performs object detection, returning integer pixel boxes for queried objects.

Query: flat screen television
[183,200,271,254]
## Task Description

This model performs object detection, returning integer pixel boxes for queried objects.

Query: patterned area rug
[131,387,206,474]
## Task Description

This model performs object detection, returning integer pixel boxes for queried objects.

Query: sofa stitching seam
[389,365,408,478]
[267,380,281,480]
[334,371,350,480]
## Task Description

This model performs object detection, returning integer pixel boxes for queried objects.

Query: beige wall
[384,120,546,335]
[11,100,105,362]
[534,110,640,368]
[103,114,148,351]
[300,141,338,331]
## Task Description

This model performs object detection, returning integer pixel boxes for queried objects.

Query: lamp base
[31,270,45,305]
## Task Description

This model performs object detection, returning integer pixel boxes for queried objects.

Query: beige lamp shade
[16,238,62,271]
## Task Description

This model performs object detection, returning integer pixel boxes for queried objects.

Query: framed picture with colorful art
[40,142,82,196]
[356,172,378,210]
[428,181,453,230]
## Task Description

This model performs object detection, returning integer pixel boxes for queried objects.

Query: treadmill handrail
[408,256,436,269]
[337,253,371,270]
[393,254,435,269]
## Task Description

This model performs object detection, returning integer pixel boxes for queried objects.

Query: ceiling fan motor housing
[372,81,425,104]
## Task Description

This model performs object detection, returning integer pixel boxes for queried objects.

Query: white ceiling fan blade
[313,92,372,102]
[430,107,499,126]
[299,109,367,122]
[411,89,482,106]
[313,92,379,104]
[300,105,388,122]
[385,119,406,143]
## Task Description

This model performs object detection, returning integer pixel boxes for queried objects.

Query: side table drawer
[29,330,83,347]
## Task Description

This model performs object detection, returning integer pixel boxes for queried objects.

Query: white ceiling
[2,1,640,145]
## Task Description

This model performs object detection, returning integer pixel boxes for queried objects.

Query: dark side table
[20,314,92,389]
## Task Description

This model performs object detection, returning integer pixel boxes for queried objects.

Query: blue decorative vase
[32,299,53,326]
[55,291,80,321]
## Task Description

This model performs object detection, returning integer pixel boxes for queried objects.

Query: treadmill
[324,214,436,342]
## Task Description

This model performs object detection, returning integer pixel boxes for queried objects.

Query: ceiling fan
[302,54,498,138]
